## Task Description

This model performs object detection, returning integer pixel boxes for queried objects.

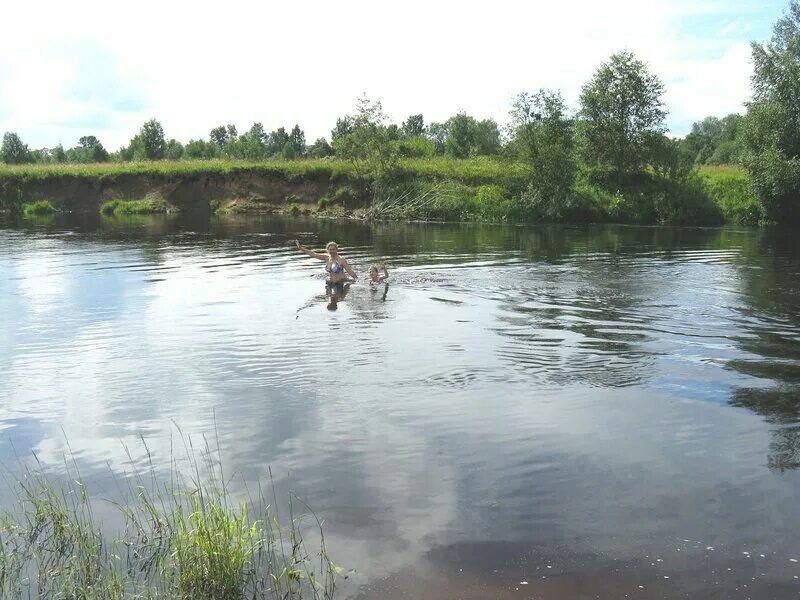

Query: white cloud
[0,0,786,148]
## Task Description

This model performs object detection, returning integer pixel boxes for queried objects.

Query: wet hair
[369,265,379,274]
[326,241,338,252]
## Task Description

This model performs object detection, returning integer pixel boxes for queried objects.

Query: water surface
[2,213,800,598]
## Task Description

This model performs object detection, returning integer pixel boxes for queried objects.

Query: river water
[1,213,800,598]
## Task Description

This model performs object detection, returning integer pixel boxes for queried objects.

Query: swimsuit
[326,260,344,274]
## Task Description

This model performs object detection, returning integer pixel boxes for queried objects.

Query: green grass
[100,199,169,215]
[22,199,56,216]
[0,157,518,185]
[697,165,761,225]
[0,433,341,599]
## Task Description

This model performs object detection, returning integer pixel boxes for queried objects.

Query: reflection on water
[1,213,800,598]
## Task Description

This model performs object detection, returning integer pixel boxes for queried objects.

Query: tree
[71,135,109,162]
[308,137,333,158]
[266,127,289,156]
[509,90,576,199]
[282,141,296,160]
[427,122,447,155]
[401,114,425,138]
[129,119,166,160]
[52,143,67,163]
[475,119,502,155]
[578,50,667,185]
[682,114,744,165]
[444,113,477,158]
[742,0,800,223]
[332,95,399,184]
[233,123,267,160]
[1,132,32,164]
[330,117,354,146]
[185,139,219,159]
[165,139,184,160]
[289,125,306,157]
[210,125,229,149]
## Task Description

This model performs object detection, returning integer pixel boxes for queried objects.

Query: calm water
[2,213,800,598]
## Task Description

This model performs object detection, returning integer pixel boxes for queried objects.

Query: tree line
[2,0,798,224]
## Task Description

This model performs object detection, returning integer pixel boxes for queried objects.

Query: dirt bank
[1,169,366,213]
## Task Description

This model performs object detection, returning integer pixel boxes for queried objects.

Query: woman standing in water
[294,239,357,283]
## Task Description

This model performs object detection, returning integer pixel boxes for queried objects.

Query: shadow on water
[722,229,800,470]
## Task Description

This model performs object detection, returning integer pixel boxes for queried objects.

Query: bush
[398,136,436,158]
[22,200,56,216]
[100,199,168,215]
[701,166,761,225]
[318,197,330,210]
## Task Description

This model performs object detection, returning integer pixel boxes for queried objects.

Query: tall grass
[100,199,169,215]
[22,200,56,216]
[0,433,341,599]
[698,165,761,225]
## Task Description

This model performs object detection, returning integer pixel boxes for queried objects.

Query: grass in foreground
[0,434,341,599]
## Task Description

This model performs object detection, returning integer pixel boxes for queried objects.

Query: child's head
[369,265,380,281]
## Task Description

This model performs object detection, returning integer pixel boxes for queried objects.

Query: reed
[0,432,341,599]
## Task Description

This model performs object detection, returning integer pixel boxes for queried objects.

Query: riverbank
[0,158,757,225]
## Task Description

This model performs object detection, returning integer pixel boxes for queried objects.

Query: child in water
[368,260,389,283]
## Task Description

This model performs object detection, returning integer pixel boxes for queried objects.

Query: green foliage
[267,127,290,157]
[699,166,762,225]
[185,139,220,159]
[22,200,56,216]
[741,1,800,223]
[165,138,184,160]
[318,197,330,210]
[282,141,296,160]
[100,199,169,215]
[308,138,333,158]
[332,96,400,185]
[1,132,33,164]
[127,119,167,161]
[289,125,307,157]
[401,114,426,138]
[0,435,339,599]
[444,113,501,158]
[682,114,744,165]
[509,89,576,201]
[578,50,667,184]
[398,135,436,158]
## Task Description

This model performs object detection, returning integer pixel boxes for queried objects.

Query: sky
[0,0,789,151]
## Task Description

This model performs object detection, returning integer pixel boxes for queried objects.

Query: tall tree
[742,0,800,222]
[130,119,166,160]
[509,90,576,199]
[289,125,306,157]
[1,132,32,164]
[578,50,666,184]
[401,114,425,138]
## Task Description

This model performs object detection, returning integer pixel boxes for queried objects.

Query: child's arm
[379,260,389,281]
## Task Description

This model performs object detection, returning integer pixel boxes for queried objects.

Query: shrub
[100,199,168,215]
[22,199,56,216]
[318,197,330,210]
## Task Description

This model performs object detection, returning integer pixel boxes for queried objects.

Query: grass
[0,433,341,599]
[22,199,56,216]
[100,199,170,215]
[1,158,764,226]
[697,165,761,225]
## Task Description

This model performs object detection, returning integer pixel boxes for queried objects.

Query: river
[1,213,799,598]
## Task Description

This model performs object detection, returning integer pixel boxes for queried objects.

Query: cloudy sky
[0,0,787,150]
